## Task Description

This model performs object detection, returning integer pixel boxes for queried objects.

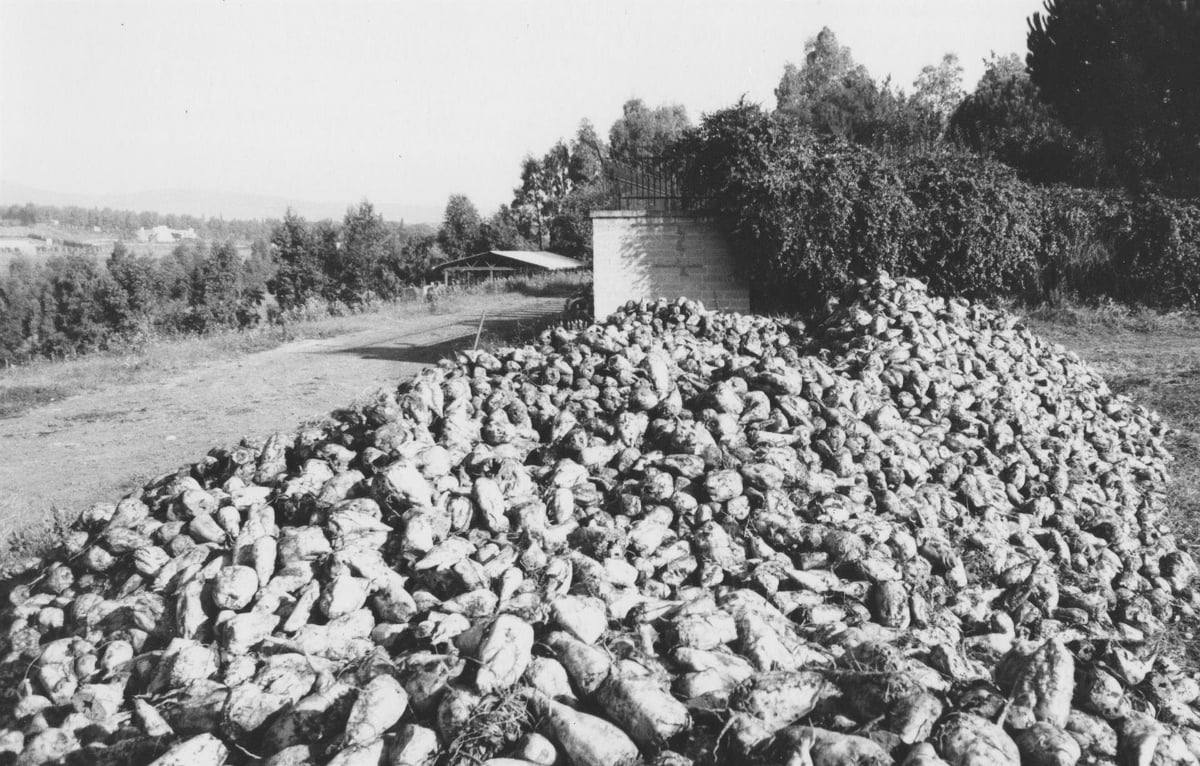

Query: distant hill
[0,181,442,225]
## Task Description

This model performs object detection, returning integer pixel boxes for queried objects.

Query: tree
[677,100,918,308]
[850,79,943,156]
[106,242,165,333]
[776,27,863,107]
[608,98,691,159]
[569,120,605,183]
[774,27,885,143]
[189,242,259,330]
[549,183,611,262]
[437,194,483,260]
[311,220,342,302]
[1027,0,1200,195]
[268,210,325,312]
[0,257,48,361]
[479,205,535,252]
[910,54,965,137]
[510,118,615,253]
[771,27,930,148]
[243,238,275,306]
[399,235,447,284]
[40,254,118,354]
[329,201,389,306]
[512,156,550,248]
[950,52,1108,185]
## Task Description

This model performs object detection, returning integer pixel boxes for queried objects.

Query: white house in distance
[136,225,199,244]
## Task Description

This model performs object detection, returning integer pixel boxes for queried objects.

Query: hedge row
[680,103,1200,311]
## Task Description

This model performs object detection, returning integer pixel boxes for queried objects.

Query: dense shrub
[684,103,1200,312]
[679,103,915,308]
[757,139,915,306]
[1110,195,1200,308]
[1034,187,1127,303]
[1033,189,1200,309]
[899,153,1043,299]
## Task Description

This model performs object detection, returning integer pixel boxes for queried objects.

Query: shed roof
[436,250,584,272]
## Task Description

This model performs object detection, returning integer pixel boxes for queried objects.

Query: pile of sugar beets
[3,272,1200,766]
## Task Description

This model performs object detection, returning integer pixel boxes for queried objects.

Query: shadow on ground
[329,311,563,364]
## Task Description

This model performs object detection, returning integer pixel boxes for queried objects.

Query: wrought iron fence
[602,155,711,211]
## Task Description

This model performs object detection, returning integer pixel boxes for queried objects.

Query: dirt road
[0,294,562,539]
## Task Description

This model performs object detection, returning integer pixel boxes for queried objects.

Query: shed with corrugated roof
[432,250,585,283]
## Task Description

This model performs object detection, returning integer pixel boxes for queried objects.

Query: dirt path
[0,294,562,538]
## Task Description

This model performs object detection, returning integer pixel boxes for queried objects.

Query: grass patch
[1018,298,1200,334]
[0,508,74,570]
[0,384,69,418]
[504,269,591,298]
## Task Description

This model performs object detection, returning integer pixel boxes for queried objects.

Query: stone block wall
[591,210,749,319]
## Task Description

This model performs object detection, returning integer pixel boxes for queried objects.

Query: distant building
[431,250,584,284]
[136,225,199,243]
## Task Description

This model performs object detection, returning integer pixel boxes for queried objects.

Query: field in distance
[0,223,253,272]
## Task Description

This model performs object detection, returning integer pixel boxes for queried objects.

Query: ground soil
[0,294,562,542]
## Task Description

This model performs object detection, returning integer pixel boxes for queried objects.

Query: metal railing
[602,155,711,211]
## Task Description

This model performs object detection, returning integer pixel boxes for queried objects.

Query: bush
[899,153,1043,300]
[1112,195,1200,308]
[1033,189,1200,310]
[1035,187,1127,304]
[684,103,1200,312]
[679,104,915,309]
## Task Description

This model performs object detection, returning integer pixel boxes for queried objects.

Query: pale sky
[0,0,1045,220]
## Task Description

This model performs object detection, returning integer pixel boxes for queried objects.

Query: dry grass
[440,688,531,766]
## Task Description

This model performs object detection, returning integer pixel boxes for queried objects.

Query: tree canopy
[607,99,691,159]
[775,28,881,143]
[437,194,484,260]
[949,53,1104,185]
[1028,0,1200,195]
